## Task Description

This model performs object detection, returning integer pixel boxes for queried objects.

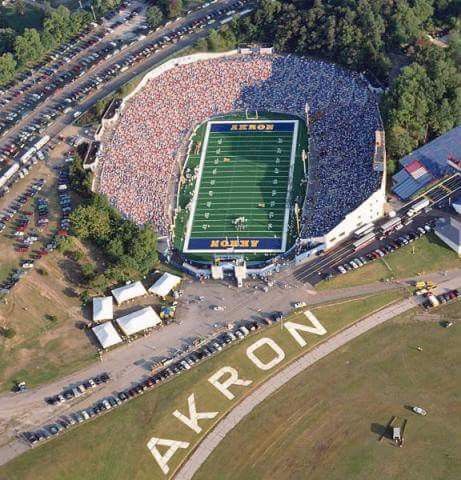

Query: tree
[81,263,97,282]
[1,327,16,338]
[15,0,25,16]
[382,63,431,158]
[0,28,16,55]
[14,28,44,65]
[0,53,16,87]
[146,6,164,29]
[70,204,112,242]
[157,0,183,19]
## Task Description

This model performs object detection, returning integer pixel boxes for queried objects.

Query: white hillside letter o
[246,337,285,371]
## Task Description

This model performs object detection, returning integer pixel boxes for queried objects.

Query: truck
[407,198,430,217]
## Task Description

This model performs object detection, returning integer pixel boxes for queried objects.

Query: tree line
[67,158,158,292]
[208,0,460,170]
[0,0,123,87]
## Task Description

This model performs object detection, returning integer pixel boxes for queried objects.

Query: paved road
[0,267,459,466]
[174,273,461,479]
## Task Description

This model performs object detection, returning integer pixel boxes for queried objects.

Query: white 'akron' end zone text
[147,311,327,475]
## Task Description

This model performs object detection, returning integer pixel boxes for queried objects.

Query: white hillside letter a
[284,310,327,347]
[208,366,252,400]
[146,437,190,475]
[172,394,218,433]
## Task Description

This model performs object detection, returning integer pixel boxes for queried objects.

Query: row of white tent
[111,273,181,305]
[91,273,181,350]
[93,273,181,322]
[92,306,162,349]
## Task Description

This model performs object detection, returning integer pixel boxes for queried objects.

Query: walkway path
[175,273,461,479]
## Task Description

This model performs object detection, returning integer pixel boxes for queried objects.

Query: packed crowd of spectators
[98,53,382,237]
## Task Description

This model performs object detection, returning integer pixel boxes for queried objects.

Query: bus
[380,216,402,234]
[354,223,375,238]
[352,232,376,251]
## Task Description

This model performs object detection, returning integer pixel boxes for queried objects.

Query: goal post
[245,110,259,120]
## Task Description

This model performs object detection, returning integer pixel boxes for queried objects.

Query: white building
[434,217,461,256]
[92,296,113,322]
[111,281,147,305]
[148,272,181,297]
[92,322,123,349]
[115,306,162,336]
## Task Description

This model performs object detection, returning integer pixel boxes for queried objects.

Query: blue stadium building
[392,125,461,200]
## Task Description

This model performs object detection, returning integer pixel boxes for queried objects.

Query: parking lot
[0,0,253,168]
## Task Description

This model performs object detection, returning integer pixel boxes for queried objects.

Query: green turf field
[184,120,299,254]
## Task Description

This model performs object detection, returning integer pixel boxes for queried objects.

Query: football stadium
[173,114,307,262]
[97,50,386,275]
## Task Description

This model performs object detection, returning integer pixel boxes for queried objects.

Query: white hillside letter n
[283,310,327,347]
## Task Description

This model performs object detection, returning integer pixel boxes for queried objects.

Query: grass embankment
[196,300,461,480]
[0,290,404,480]
[318,234,461,290]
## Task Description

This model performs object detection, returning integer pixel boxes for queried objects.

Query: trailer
[380,216,402,234]
[407,198,430,217]
[354,222,375,238]
[353,232,376,250]
[0,163,20,188]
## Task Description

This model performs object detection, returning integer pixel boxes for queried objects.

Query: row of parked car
[45,372,111,406]
[424,289,460,309]
[336,224,433,275]
[0,179,44,234]
[0,26,105,141]
[1,1,251,200]
[23,310,284,445]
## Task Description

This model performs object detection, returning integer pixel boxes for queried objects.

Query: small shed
[92,322,123,349]
[148,273,181,297]
[111,281,147,305]
[92,296,113,322]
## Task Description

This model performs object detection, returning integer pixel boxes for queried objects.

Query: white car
[213,305,225,311]
[294,302,306,309]
[412,406,427,416]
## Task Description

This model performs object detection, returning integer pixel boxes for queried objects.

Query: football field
[184,120,299,254]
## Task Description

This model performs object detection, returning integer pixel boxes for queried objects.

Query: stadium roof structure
[115,306,161,336]
[392,159,434,200]
[400,125,461,178]
[92,322,123,349]
[148,273,181,297]
[92,296,113,322]
[111,281,147,305]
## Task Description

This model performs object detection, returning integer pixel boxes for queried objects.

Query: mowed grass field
[186,121,297,252]
[318,234,461,290]
[0,290,405,480]
[196,301,461,480]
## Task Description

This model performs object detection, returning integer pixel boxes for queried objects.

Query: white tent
[92,296,113,322]
[148,272,181,297]
[111,281,147,305]
[115,306,161,336]
[92,322,123,349]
